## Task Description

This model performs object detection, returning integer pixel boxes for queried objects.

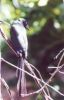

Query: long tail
[17,57,27,96]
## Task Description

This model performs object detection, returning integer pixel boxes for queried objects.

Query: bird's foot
[17,50,22,58]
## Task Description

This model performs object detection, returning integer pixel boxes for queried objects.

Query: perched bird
[10,18,29,95]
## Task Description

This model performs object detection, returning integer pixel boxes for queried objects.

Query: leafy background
[0,0,64,100]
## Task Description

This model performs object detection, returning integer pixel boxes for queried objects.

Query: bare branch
[1,57,64,97]
[0,77,14,100]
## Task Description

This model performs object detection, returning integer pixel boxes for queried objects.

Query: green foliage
[0,0,64,35]
[0,0,64,52]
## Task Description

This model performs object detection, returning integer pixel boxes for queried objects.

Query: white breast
[13,24,28,57]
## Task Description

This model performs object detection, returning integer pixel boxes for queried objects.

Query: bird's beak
[26,24,29,30]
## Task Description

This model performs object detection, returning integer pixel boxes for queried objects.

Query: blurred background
[0,0,64,100]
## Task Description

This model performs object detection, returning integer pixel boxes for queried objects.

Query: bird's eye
[23,20,28,28]
[23,20,28,25]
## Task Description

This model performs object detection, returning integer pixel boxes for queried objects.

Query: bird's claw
[17,51,22,58]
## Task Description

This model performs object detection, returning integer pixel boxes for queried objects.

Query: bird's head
[11,18,29,30]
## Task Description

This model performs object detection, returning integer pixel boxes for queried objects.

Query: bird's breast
[11,24,28,57]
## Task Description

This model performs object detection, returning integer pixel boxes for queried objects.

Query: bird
[10,18,29,96]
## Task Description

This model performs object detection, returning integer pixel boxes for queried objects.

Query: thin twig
[0,28,18,57]
[1,57,64,97]
[54,48,64,59]
[25,60,51,100]
[0,77,14,100]
[38,53,64,96]
[28,61,51,99]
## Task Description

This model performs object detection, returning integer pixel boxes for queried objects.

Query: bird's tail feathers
[17,57,27,95]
